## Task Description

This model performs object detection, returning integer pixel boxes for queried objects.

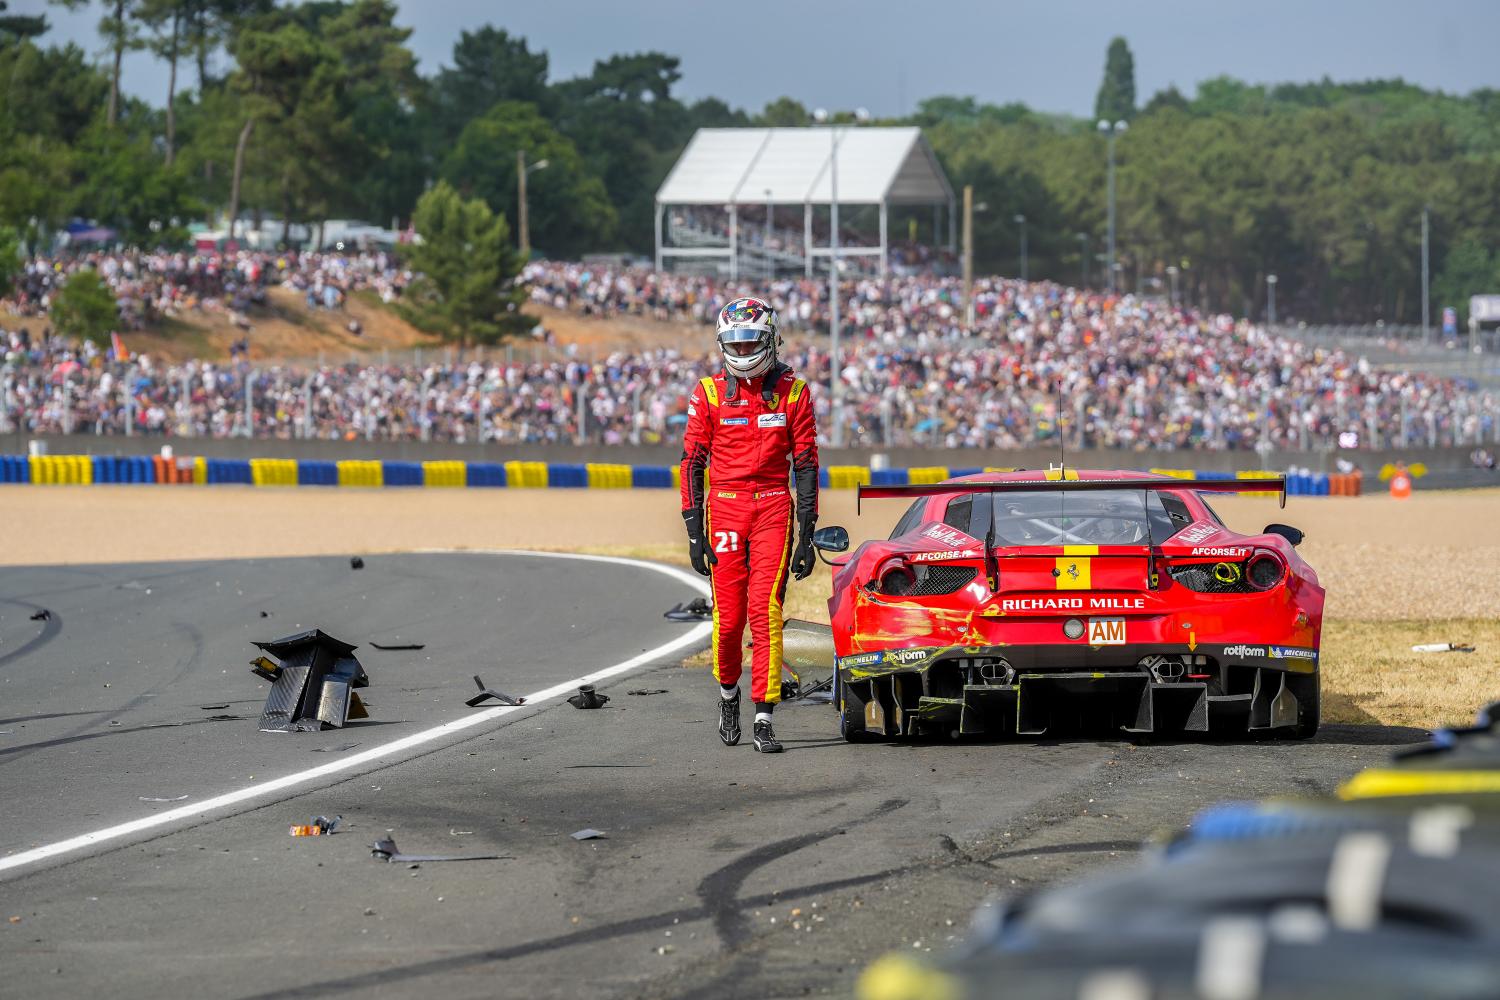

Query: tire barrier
[0,457,1369,495]
[857,698,1500,1000]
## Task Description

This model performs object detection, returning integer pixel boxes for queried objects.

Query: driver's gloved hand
[683,508,717,577]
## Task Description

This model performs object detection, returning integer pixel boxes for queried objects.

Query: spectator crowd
[1,256,1495,452]
[5,249,412,331]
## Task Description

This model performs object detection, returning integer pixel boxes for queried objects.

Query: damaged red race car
[806,470,1323,741]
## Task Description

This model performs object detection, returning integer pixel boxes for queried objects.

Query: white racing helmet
[715,296,780,379]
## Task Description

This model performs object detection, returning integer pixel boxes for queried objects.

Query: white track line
[0,550,709,879]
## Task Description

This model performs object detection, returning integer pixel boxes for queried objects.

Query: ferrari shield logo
[1055,557,1091,590]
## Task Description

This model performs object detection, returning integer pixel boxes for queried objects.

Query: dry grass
[2,485,1497,729]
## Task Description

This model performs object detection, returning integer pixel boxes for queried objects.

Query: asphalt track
[0,552,1430,999]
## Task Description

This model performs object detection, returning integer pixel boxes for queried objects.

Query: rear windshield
[943,490,1180,546]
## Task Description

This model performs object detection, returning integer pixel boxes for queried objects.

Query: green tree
[1094,36,1136,123]
[225,13,350,239]
[432,26,550,145]
[441,101,616,256]
[0,226,21,297]
[1433,239,1500,325]
[552,52,693,250]
[0,0,48,43]
[399,181,530,346]
[51,269,119,343]
[757,96,809,126]
[1142,85,1189,116]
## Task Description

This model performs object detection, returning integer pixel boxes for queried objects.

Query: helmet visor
[718,327,763,344]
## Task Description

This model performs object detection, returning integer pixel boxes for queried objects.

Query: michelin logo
[1268,645,1318,661]
[1222,644,1267,658]
[721,417,749,426]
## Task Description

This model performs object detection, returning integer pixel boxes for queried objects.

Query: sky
[24,0,1500,117]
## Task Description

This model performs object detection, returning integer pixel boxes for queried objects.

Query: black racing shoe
[718,688,742,746]
[753,719,784,754]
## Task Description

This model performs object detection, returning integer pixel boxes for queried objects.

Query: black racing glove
[683,508,717,577]
[790,514,817,580]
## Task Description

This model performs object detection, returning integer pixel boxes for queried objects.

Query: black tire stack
[858,700,1500,1000]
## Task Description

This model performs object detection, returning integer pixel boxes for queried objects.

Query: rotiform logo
[1222,644,1266,658]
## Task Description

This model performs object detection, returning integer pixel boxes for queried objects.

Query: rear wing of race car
[855,477,1287,514]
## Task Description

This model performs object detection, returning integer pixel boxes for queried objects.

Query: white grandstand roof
[656,127,954,207]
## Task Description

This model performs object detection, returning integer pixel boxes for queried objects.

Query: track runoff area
[0,547,1430,999]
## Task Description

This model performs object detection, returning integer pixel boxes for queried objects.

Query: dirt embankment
[112,291,702,365]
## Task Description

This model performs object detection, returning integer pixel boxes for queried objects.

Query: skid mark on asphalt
[0,601,62,669]
[0,716,247,757]
[238,802,917,999]
[0,621,205,766]
[696,797,908,948]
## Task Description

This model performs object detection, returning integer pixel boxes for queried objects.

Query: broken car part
[371,642,425,651]
[250,629,370,732]
[567,685,610,709]
[369,837,509,863]
[465,675,525,708]
[664,598,713,622]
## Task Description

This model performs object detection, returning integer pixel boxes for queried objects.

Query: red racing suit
[679,366,819,704]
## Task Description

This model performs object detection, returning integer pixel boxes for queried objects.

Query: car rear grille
[1169,564,1255,594]
[910,565,977,596]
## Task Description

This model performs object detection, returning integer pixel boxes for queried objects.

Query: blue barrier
[1195,470,1236,481]
[548,463,588,488]
[466,462,506,487]
[205,458,252,484]
[630,465,673,489]
[1,455,30,483]
[381,461,423,487]
[948,467,983,478]
[297,460,338,486]
[870,468,908,486]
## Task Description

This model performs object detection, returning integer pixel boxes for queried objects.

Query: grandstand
[654,127,956,280]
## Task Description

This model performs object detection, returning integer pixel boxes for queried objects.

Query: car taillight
[1246,551,1285,591]
[880,566,915,596]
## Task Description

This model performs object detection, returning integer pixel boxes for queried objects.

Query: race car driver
[679,296,819,753]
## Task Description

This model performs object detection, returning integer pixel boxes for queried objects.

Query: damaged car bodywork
[820,470,1323,741]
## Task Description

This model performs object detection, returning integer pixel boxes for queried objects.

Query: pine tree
[1094,37,1137,123]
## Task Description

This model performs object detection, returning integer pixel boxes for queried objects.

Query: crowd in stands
[4,249,412,331]
[1,256,1495,451]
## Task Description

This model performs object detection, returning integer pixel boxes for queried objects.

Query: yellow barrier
[906,466,950,485]
[827,466,872,489]
[586,463,633,489]
[1148,468,1195,480]
[193,456,208,485]
[671,466,682,492]
[28,455,94,484]
[336,460,383,487]
[982,467,1017,474]
[1236,469,1280,498]
[251,458,298,486]
[504,461,548,488]
[422,460,466,488]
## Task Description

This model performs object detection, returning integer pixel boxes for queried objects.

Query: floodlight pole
[1266,273,1278,326]
[1099,119,1126,293]
[962,185,974,327]
[1014,213,1028,282]
[1421,205,1431,344]
[1077,232,1089,289]
[829,125,842,447]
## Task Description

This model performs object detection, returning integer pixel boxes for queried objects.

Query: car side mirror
[812,526,849,552]
[1264,523,1304,547]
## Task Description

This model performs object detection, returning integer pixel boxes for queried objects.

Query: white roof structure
[656,126,953,207]
[654,127,956,279]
